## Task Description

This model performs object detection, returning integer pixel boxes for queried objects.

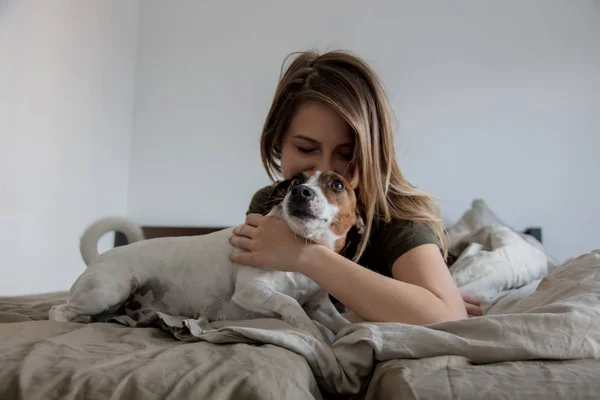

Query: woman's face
[279,102,359,188]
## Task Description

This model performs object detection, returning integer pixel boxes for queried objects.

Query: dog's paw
[49,304,72,322]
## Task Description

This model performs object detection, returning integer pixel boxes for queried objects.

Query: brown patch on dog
[290,170,363,254]
[317,171,363,251]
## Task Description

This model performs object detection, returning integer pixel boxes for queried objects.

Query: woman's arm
[297,243,468,325]
[229,213,469,325]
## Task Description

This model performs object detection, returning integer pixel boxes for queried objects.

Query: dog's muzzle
[291,185,315,200]
[287,185,318,219]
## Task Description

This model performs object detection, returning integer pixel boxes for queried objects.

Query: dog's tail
[80,216,145,267]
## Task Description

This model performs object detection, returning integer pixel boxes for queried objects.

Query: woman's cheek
[333,161,352,178]
[281,155,312,179]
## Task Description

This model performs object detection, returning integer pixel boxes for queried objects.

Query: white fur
[282,171,343,250]
[49,178,352,342]
[79,216,145,266]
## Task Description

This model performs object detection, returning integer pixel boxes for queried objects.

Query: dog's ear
[272,179,293,200]
[265,179,292,215]
[355,211,365,235]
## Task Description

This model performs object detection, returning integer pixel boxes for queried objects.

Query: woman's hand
[459,289,482,317]
[228,213,311,272]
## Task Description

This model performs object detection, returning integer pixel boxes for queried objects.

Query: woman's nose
[314,157,333,172]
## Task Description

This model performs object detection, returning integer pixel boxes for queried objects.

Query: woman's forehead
[287,103,354,146]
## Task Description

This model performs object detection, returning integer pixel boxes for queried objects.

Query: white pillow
[446,199,559,268]
[447,199,505,251]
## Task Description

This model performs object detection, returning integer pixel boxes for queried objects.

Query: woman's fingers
[245,213,264,227]
[459,289,481,306]
[465,302,483,317]
[233,224,257,239]
[458,290,483,317]
[229,235,254,251]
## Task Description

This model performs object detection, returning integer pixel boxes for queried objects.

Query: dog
[49,170,364,342]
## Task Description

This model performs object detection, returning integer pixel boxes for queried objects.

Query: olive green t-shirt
[246,183,442,278]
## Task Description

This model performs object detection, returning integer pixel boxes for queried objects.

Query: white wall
[129,1,599,263]
[1,1,596,296]
[0,0,139,295]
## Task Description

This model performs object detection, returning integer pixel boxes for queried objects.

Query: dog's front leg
[231,284,331,343]
[303,290,351,336]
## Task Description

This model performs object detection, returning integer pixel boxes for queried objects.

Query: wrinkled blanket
[448,224,550,311]
[84,225,600,395]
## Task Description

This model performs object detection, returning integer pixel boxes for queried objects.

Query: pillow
[447,199,505,251]
[446,199,559,268]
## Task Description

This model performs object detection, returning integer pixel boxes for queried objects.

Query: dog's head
[268,170,364,253]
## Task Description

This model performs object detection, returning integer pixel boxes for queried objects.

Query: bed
[1,199,599,399]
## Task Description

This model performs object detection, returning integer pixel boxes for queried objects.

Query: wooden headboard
[114,225,543,247]
[523,227,543,244]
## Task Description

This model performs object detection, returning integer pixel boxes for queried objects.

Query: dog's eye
[330,179,345,192]
[291,178,301,187]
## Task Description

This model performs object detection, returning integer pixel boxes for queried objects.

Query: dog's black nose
[291,185,315,200]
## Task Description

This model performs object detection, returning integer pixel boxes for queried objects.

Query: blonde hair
[260,49,448,261]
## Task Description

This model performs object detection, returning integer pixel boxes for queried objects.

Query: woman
[229,49,481,324]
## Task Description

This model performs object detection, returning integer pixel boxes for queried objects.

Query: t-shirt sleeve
[246,184,277,215]
[377,219,442,272]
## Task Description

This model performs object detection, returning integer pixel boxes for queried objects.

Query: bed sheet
[364,357,600,399]
[0,292,323,400]
[3,249,600,399]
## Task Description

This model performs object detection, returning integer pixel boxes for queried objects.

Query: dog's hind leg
[49,263,134,322]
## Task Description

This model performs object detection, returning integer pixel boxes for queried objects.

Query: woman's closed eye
[297,146,351,159]
[337,151,353,160]
[296,146,315,154]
